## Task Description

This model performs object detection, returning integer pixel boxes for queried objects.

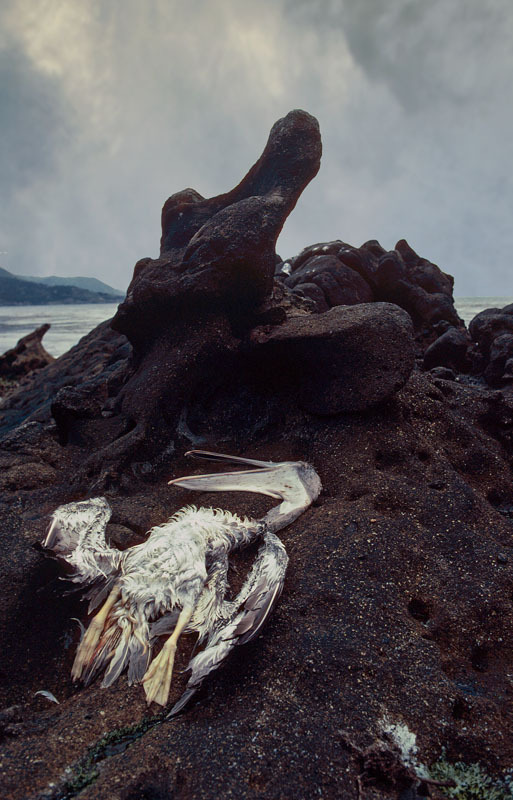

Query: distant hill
[0,268,124,305]
[21,274,124,297]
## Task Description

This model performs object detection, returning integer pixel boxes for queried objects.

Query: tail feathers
[127,637,150,685]
[77,613,151,688]
[81,623,121,687]
[102,624,131,688]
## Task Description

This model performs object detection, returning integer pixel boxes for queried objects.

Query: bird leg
[72,585,121,681]
[142,605,194,707]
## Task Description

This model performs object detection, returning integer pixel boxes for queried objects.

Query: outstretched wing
[168,530,288,717]
[42,497,122,607]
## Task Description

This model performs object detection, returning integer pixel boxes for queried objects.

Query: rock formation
[1,111,513,800]
[0,324,54,381]
[249,303,414,414]
[469,304,513,385]
[278,237,462,335]
[5,109,411,489]
[0,320,130,433]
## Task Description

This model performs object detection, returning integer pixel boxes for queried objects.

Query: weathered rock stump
[0,324,54,379]
[113,109,322,351]
[65,110,321,482]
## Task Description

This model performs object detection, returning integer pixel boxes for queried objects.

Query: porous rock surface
[1,111,513,800]
[279,237,462,335]
[469,304,513,386]
[250,303,414,414]
[2,375,513,800]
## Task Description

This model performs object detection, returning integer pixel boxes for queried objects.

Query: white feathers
[43,498,121,586]
[168,531,288,716]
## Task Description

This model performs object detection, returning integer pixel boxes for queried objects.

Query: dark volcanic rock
[72,111,323,478]
[85,314,239,483]
[286,255,374,307]
[423,327,470,372]
[51,386,105,446]
[0,324,54,379]
[469,305,513,386]
[251,303,414,414]
[503,358,513,381]
[284,237,461,335]
[113,109,321,351]
[0,320,131,433]
[292,280,330,311]
[428,366,456,381]
[484,333,513,386]
[469,305,513,358]
[395,238,454,295]
[374,242,459,330]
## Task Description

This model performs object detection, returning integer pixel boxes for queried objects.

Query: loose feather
[34,690,60,704]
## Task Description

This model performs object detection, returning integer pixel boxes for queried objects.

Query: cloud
[0,43,69,188]
[280,0,513,294]
[0,38,76,274]
[1,0,512,295]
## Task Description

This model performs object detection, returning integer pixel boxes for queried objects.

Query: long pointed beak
[169,451,322,532]
[169,466,284,500]
[183,450,276,469]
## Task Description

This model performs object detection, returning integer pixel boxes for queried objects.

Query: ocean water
[454,297,513,327]
[0,303,120,358]
[0,298,512,359]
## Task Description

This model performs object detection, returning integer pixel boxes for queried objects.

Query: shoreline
[1,297,513,359]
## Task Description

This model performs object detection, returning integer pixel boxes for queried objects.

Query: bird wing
[168,530,288,717]
[42,497,122,609]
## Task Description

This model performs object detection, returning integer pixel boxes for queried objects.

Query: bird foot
[142,641,177,706]
[71,618,103,682]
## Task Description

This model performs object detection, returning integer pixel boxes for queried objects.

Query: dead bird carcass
[42,450,322,713]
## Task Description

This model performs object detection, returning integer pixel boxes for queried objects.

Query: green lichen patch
[429,752,513,800]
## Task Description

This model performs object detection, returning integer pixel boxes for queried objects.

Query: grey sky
[1,0,512,296]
